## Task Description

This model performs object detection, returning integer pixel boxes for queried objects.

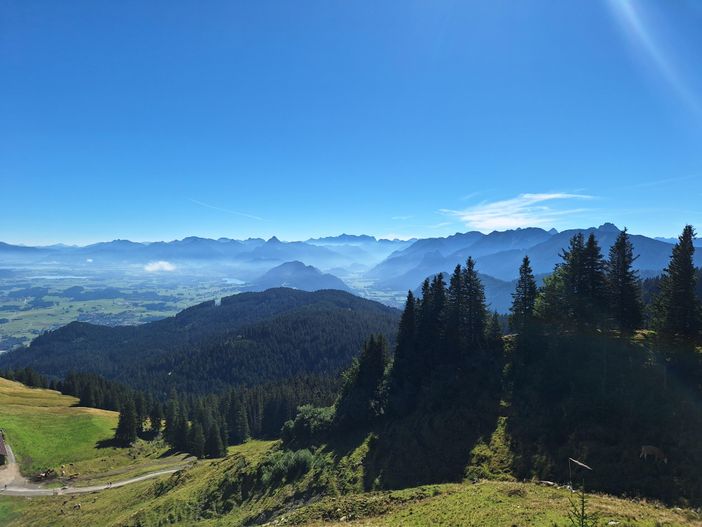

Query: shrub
[260,448,314,486]
[281,405,335,447]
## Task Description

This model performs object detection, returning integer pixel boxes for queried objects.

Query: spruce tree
[229,396,250,444]
[606,228,643,333]
[133,392,146,433]
[335,335,389,428]
[582,233,608,325]
[149,403,163,433]
[80,384,96,408]
[509,255,537,332]
[115,397,138,446]
[393,290,417,376]
[175,416,190,452]
[653,225,701,339]
[188,422,206,458]
[485,311,503,350]
[462,257,487,349]
[205,422,226,458]
[163,398,180,446]
[446,265,465,358]
[561,232,586,322]
[552,232,608,328]
[388,291,419,415]
[416,275,445,366]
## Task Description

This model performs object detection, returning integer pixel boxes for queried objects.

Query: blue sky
[1,0,701,245]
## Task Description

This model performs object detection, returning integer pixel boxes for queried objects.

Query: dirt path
[0,438,189,497]
[0,442,25,489]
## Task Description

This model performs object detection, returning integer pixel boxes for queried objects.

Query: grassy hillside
[0,377,183,480]
[290,481,701,526]
[0,377,120,474]
[0,439,699,527]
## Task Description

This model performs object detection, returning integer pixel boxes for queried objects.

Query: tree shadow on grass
[96,437,121,449]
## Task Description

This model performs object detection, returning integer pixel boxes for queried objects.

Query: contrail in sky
[188,199,264,221]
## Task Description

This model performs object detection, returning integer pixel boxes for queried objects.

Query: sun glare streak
[607,0,700,115]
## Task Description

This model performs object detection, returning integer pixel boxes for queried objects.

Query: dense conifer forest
[0,288,400,394]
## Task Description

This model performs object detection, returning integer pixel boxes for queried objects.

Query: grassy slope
[0,377,183,482]
[0,377,121,474]
[291,482,702,527]
[1,439,700,527]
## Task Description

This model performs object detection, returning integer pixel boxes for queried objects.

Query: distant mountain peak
[307,234,378,244]
[249,260,351,293]
[267,236,282,244]
[278,260,313,271]
[598,222,620,233]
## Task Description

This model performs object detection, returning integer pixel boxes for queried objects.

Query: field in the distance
[0,270,245,350]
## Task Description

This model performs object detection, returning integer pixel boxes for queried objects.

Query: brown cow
[640,445,668,464]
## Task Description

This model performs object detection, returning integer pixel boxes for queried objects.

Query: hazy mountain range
[1,224,698,312]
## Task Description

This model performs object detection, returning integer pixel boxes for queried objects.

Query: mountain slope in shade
[474,223,699,281]
[372,228,554,289]
[0,288,400,393]
[365,231,486,280]
[247,261,351,292]
[374,223,699,286]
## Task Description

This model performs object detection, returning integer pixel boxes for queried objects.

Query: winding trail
[0,439,188,497]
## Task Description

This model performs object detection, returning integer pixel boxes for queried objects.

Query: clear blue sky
[1,0,701,245]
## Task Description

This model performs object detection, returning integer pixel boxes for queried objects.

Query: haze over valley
[2,223,700,351]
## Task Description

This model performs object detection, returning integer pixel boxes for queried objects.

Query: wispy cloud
[189,199,263,221]
[144,260,176,272]
[391,215,414,221]
[440,193,593,231]
[629,174,698,189]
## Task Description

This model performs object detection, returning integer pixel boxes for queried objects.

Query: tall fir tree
[388,291,421,415]
[228,394,250,444]
[582,233,609,326]
[163,397,180,445]
[205,422,226,458]
[462,257,487,349]
[606,228,643,333]
[149,402,163,433]
[188,422,206,459]
[114,396,138,446]
[560,232,586,322]
[653,225,701,339]
[446,265,465,358]
[335,335,389,428]
[546,232,607,328]
[485,311,503,351]
[175,416,190,452]
[509,256,538,332]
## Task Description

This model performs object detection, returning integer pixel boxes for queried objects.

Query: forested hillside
[283,226,702,504]
[0,288,400,394]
